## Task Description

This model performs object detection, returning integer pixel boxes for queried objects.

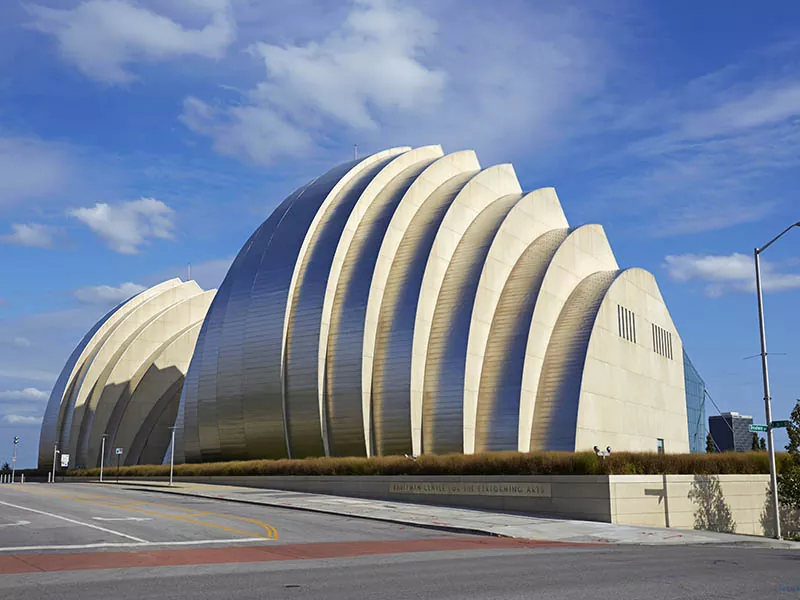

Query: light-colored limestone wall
[576,268,688,453]
[609,474,770,536]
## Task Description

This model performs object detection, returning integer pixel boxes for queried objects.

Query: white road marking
[0,500,147,543]
[0,537,272,553]
[0,520,30,528]
[93,517,152,522]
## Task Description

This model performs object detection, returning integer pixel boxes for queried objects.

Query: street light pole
[754,221,799,540]
[100,434,107,483]
[11,436,18,484]
[169,426,176,487]
[51,444,59,485]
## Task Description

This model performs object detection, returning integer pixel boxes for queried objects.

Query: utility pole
[11,436,18,484]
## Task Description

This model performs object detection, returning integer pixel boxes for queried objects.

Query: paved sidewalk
[106,480,797,548]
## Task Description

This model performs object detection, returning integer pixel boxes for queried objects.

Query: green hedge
[69,451,791,478]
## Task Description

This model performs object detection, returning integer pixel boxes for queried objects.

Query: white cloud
[72,282,146,305]
[70,197,175,254]
[4,415,43,425]
[0,388,49,402]
[586,62,800,236]
[0,138,70,209]
[0,223,56,248]
[26,0,236,84]
[12,337,31,348]
[183,0,610,164]
[664,253,800,297]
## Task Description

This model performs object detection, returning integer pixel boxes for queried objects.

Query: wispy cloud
[586,58,800,236]
[0,137,70,209]
[25,0,236,84]
[69,197,175,254]
[182,0,616,164]
[12,337,31,348]
[72,282,145,305]
[0,223,57,248]
[664,252,800,297]
[4,415,42,425]
[0,387,49,402]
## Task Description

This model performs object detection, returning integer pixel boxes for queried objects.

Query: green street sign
[771,420,791,429]
[749,424,768,432]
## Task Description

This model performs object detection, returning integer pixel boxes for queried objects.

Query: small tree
[1,462,9,472]
[751,432,760,451]
[759,437,767,451]
[775,399,800,539]
[706,432,717,453]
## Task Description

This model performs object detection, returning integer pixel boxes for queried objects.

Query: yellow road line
[15,487,278,540]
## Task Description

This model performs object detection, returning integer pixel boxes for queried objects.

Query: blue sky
[1,0,798,468]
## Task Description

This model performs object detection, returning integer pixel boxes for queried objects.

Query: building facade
[683,351,707,453]
[178,145,690,462]
[39,146,699,468]
[709,412,753,452]
[38,279,215,471]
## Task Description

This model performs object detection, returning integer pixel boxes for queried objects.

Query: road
[0,483,798,599]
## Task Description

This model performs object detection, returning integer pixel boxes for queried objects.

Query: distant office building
[709,412,753,452]
[683,352,706,453]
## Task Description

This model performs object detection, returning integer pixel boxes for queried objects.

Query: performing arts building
[39,145,706,471]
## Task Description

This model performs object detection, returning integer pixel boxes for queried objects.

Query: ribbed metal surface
[530,271,620,451]
[324,158,438,456]
[422,195,521,453]
[371,172,476,455]
[474,229,570,452]
[285,156,401,458]
[43,145,690,465]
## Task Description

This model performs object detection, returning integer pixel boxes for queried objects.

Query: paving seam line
[88,482,510,540]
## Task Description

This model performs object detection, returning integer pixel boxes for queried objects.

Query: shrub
[69,450,788,479]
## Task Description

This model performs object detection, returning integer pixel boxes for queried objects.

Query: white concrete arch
[518,224,619,451]
[574,268,688,453]
[412,164,523,455]
[321,146,443,457]
[283,147,411,458]
[463,188,568,453]
[363,150,481,455]
[66,281,204,461]
[111,323,203,466]
[530,270,621,451]
[79,289,214,466]
[47,278,183,466]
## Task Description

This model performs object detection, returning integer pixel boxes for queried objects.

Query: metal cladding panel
[422,195,521,454]
[325,161,435,457]
[371,172,476,455]
[208,196,302,461]
[474,229,570,452]
[530,271,620,451]
[38,301,127,470]
[285,156,399,458]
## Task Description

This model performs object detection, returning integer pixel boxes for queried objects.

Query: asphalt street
[0,483,798,599]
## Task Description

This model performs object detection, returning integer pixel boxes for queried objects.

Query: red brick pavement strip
[0,537,595,575]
